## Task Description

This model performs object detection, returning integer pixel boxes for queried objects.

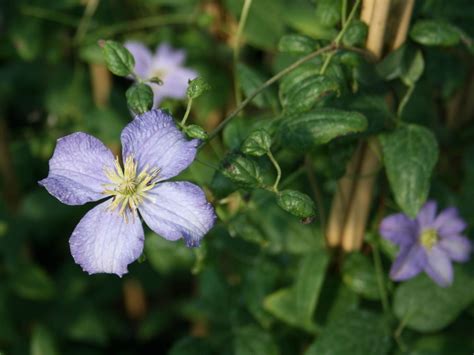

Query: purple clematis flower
[379,201,471,287]
[124,41,197,108]
[39,109,215,276]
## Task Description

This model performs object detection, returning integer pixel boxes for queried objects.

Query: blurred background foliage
[0,0,474,354]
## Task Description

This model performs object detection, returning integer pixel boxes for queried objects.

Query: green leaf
[241,129,272,157]
[237,63,278,109]
[393,266,474,332]
[30,325,59,355]
[401,50,425,86]
[342,20,368,47]
[234,325,280,355]
[264,251,329,331]
[280,108,368,150]
[11,264,55,301]
[102,40,135,77]
[276,190,316,220]
[221,154,264,189]
[304,310,392,355]
[126,83,153,114]
[314,0,341,28]
[410,20,461,47]
[185,124,208,140]
[186,77,211,99]
[283,75,340,114]
[380,124,438,217]
[278,34,317,54]
[342,253,381,300]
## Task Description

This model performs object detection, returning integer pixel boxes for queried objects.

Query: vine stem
[267,150,282,192]
[233,0,253,107]
[204,44,336,144]
[397,84,414,119]
[181,98,193,126]
[372,240,389,313]
[320,0,361,75]
[74,0,99,43]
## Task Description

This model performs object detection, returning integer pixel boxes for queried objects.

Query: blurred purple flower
[380,201,471,287]
[124,41,197,108]
[39,109,215,276]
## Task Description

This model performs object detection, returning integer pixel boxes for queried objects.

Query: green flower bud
[126,83,153,114]
[186,77,211,99]
[185,124,208,140]
[276,190,316,221]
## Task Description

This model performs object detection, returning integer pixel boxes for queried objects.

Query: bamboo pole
[326,144,363,247]
[341,139,381,250]
[391,0,415,50]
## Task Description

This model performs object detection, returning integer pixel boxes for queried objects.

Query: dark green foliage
[1,0,474,354]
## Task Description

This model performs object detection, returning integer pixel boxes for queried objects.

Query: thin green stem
[181,98,193,126]
[233,0,253,107]
[372,241,389,313]
[334,0,361,45]
[397,84,415,120]
[341,0,348,25]
[320,52,335,75]
[267,150,282,192]
[205,44,336,144]
[74,0,100,43]
[304,155,326,236]
[321,0,360,75]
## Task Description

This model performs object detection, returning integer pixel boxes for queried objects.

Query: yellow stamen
[103,156,160,218]
[420,228,438,250]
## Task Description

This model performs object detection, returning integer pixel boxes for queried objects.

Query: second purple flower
[124,41,197,108]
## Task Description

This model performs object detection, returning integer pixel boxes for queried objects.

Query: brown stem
[89,63,111,108]
[0,118,21,213]
[123,278,147,320]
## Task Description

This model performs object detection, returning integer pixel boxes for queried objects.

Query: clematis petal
[69,200,144,276]
[438,235,472,262]
[379,213,418,246]
[416,200,437,229]
[161,68,198,97]
[124,41,153,79]
[138,181,215,247]
[39,133,115,205]
[389,244,425,281]
[121,109,198,180]
[154,43,186,66]
[433,207,467,237]
[423,246,453,287]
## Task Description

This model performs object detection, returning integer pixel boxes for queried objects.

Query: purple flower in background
[39,109,215,276]
[124,41,197,108]
[380,201,471,287]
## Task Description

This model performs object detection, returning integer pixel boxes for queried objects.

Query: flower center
[420,228,438,250]
[103,156,159,216]
[150,67,167,82]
